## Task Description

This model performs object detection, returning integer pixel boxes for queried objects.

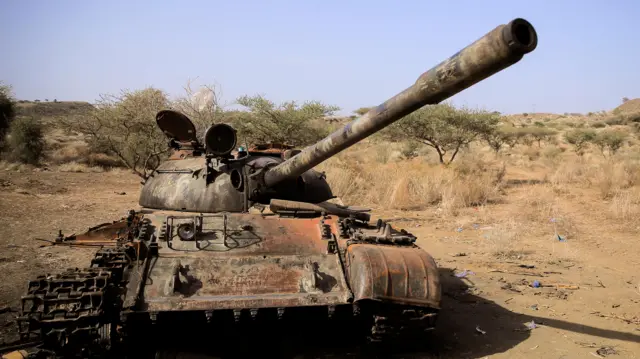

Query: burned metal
[6,18,538,359]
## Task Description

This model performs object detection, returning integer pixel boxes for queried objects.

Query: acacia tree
[233,95,340,146]
[525,126,558,147]
[59,87,171,179]
[564,129,596,155]
[384,103,500,164]
[483,126,518,155]
[593,129,627,157]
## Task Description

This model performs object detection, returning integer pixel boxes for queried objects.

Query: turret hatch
[156,109,198,142]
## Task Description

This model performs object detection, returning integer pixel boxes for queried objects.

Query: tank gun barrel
[263,18,537,188]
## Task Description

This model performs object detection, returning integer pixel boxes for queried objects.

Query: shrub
[0,82,16,149]
[604,116,626,126]
[234,95,339,146]
[353,107,373,116]
[483,126,518,154]
[58,87,172,179]
[6,116,45,165]
[593,129,627,157]
[564,129,596,155]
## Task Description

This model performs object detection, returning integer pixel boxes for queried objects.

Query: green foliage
[234,95,339,146]
[605,116,626,126]
[591,121,607,128]
[627,112,640,123]
[383,103,500,164]
[564,129,596,155]
[483,126,518,154]
[593,129,627,157]
[400,141,420,159]
[0,82,16,149]
[525,126,557,147]
[353,107,372,116]
[58,87,171,179]
[6,116,45,165]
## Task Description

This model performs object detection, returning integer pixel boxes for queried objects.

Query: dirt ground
[0,169,639,358]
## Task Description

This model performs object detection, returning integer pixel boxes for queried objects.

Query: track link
[16,247,130,356]
[368,306,439,343]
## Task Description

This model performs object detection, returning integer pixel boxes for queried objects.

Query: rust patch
[346,243,441,309]
[143,253,350,311]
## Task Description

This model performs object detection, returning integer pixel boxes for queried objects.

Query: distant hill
[613,98,640,114]
[15,100,95,118]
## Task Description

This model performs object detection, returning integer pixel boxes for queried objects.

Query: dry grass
[57,162,106,173]
[319,143,505,215]
[317,131,640,242]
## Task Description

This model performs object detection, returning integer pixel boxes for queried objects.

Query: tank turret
[140,18,537,213]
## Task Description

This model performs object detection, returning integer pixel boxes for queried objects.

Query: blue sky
[0,0,637,116]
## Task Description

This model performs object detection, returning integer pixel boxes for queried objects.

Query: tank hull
[125,209,440,315]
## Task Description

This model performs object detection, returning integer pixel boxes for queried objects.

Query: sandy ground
[0,169,638,358]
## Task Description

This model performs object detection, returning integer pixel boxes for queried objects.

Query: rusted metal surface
[142,254,350,311]
[247,143,294,155]
[139,212,352,311]
[269,199,371,221]
[40,211,144,247]
[168,149,197,160]
[345,243,441,308]
[263,18,538,187]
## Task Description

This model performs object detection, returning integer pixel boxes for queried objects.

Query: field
[0,99,639,358]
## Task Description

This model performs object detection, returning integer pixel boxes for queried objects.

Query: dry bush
[4,116,46,165]
[57,161,105,173]
[48,141,91,164]
[233,95,339,146]
[608,188,640,222]
[58,87,171,179]
[318,147,504,215]
[170,79,227,136]
[1,82,16,149]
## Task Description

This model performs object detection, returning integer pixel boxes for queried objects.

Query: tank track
[367,305,439,343]
[16,247,130,357]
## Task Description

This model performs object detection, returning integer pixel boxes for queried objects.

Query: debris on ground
[596,346,617,356]
[455,270,475,278]
[475,326,486,335]
[515,320,539,332]
[591,312,640,325]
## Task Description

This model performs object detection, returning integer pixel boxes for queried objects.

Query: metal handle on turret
[262,18,537,188]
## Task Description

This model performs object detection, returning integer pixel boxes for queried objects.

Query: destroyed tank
[6,18,538,359]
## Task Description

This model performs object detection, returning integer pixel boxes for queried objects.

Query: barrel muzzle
[263,18,539,188]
